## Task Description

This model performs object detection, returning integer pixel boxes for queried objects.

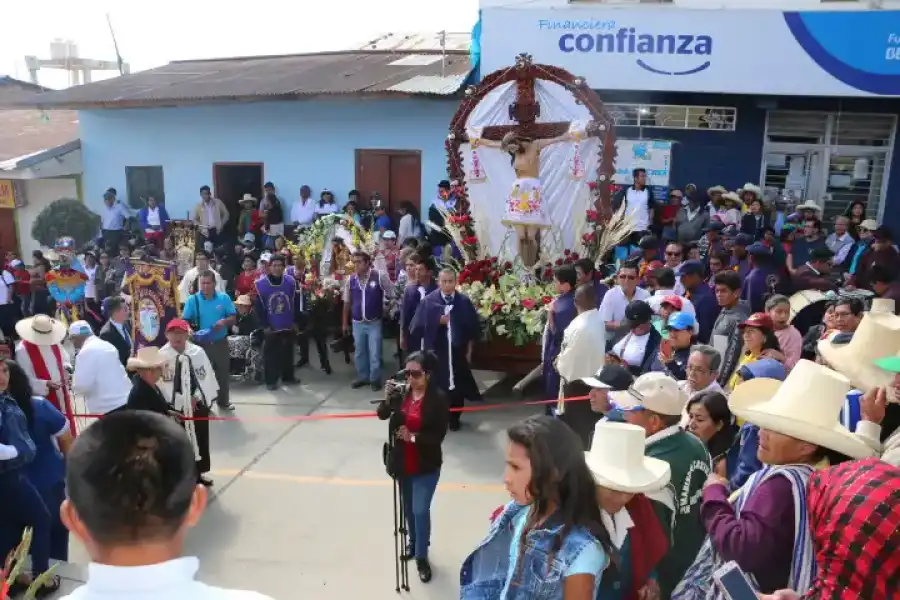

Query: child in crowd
[766,294,802,371]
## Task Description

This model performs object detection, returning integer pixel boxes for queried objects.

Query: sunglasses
[404,369,425,379]
[618,274,637,280]
[666,251,682,256]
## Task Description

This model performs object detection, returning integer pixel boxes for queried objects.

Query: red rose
[587,181,598,190]
[571,252,580,260]
[555,258,563,266]
[334,273,344,281]
[504,261,513,269]
[522,298,536,309]
[491,256,498,264]
[564,249,571,256]
[543,268,552,279]
[542,296,552,305]
[491,302,503,313]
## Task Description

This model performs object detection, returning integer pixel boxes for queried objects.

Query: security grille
[765,111,828,144]
[605,103,737,131]
[824,153,886,223]
[832,113,895,147]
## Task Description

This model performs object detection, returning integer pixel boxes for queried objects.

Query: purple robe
[730,256,751,283]
[593,280,609,309]
[410,289,480,400]
[543,291,576,398]
[401,282,437,353]
[741,266,786,314]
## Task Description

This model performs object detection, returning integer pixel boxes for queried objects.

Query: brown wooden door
[0,210,18,257]
[355,150,421,216]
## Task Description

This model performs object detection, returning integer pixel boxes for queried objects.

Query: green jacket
[644,426,712,599]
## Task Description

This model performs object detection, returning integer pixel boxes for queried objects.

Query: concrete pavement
[56,354,544,599]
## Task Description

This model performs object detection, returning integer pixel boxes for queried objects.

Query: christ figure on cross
[477,130,573,266]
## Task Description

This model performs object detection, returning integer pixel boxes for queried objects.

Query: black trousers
[263,330,296,385]
[193,402,212,475]
[297,314,330,368]
[101,229,122,251]
[558,381,602,450]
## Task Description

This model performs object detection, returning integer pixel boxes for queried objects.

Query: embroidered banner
[125,260,180,351]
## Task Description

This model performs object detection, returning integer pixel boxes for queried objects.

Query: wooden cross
[452,54,605,145]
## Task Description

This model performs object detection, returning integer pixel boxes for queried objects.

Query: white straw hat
[818,311,900,401]
[126,346,166,371]
[729,360,875,460]
[796,200,823,213]
[870,298,895,315]
[738,183,762,200]
[585,422,671,493]
[16,315,67,346]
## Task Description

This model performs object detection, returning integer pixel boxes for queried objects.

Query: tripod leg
[398,477,410,591]
[393,477,401,593]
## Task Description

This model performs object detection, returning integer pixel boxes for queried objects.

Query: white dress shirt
[597,285,652,340]
[290,198,316,226]
[612,331,651,368]
[146,206,161,228]
[61,557,273,600]
[556,309,607,384]
[84,265,98,300]
[625,187,651,231]
[72,336,131,415]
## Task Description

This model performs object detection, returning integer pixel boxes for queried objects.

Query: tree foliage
[31,198,100,250]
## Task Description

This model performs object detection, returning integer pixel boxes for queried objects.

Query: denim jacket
[460,502,601,600]
[0,394,36,474]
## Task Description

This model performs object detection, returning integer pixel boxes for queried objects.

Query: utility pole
[106,13,125,76]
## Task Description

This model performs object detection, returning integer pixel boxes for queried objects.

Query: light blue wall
[78,98,458,218]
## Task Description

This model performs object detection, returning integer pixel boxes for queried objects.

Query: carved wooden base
[471,339,541,375]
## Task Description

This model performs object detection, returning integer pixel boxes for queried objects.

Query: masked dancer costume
[46,237,92,327]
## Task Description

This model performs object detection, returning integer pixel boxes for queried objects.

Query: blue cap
[746,242,772,256]
[733,233,753,246]
[678,259,705,276]
[666,311,697,331]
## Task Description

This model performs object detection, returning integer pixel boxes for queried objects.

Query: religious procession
[2,50,900,600]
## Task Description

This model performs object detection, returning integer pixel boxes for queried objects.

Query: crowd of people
[1,171,900,599]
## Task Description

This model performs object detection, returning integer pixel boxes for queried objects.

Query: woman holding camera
[377,350,448,584]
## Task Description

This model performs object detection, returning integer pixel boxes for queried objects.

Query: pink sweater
[774,326,803,371]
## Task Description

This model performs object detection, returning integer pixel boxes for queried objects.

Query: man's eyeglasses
[833,310,854,319]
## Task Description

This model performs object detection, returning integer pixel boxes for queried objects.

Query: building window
[605,103,737,131]
[125,166,165,209]
[761,110,896,223]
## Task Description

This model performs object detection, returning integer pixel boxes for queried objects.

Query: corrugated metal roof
[6,49,472,110]
[358,32,471,52]
[387,74,471,95]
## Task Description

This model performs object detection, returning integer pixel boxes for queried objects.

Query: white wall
[480,0,895,9]
[16,177,78,259]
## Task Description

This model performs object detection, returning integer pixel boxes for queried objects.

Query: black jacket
[377,386,449,476]
[99,320,132,366]
[739,213,771,241]
[427,204,452,247]
[126,377,169,415]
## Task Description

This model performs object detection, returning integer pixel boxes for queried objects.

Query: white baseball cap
[68,320,93,337]
[609,372,686,416]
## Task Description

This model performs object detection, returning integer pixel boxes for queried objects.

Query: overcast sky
[1,0,479,89]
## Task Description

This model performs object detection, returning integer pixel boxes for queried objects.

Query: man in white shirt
[179,251,225,304]
[291,185,316,229]
[825,215,855,265]
[60,410,273,600]
[100,188,136,251]
[598,263,651,343]
[70,320,131,416]
[555,284,608,447]
[612,167,654,246]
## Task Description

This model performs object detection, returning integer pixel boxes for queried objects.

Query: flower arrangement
[461,275,555,347]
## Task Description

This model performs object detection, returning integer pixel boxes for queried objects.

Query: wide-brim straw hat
[707,185,727,196]
[126,346,166,371]
[585,422,671,493]
[738,183,763,200]
[870,298,895,315]
[818,311,900,401]
[729,360,876,460]
[16,315,67,346]
[240,193,258,206]
[719,191,741,206]
[796,200,823,214]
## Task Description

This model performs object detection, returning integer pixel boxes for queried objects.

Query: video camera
[384,370,408,412]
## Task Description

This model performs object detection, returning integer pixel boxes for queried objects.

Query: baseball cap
[638,235,658,250]
[581,364,634,391]
[609,372,686,416]
[678,260,705,277]
[260,252,273,262]
[624,300,654,327]
[746,242,773,257]
[739,312,774,331]
[666,311,697,332]
[242,233,255,244]
[733,233,753,247]
[68,320,93,337]
[660,295,683,311]
[382,230,397,240]
[166,318,191,333]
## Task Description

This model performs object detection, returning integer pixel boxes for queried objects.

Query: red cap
[166,318,191,333]
[739,313,774,331]
[660,295,683,310]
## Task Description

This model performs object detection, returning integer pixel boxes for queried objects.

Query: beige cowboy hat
[818,311,900,401]
[16,315,67,346]
[719,191,742,206]
[707,185,727,196]
[870,298,896,315]
[240,193,258,206]
[235,294,253,307]
[860,219,879,231]
[585,422,671,493]
[738,183,763,200]
[796,199,823,214]
[44,249,59,262]
[126,346,166,371]
[729,359,875,460]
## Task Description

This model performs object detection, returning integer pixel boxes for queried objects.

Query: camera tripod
[392,473,411,593]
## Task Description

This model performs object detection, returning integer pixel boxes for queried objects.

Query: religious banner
[125,260,180,351]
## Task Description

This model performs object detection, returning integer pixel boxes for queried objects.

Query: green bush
[31,198,101,249]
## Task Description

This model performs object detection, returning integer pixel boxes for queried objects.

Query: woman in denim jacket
[0,359,60,596]
[460,416,616,600]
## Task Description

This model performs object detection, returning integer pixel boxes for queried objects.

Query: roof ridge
[169,48,469,65]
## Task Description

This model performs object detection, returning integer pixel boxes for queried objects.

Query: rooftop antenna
[439,30,447,77]
[106,12,125,76]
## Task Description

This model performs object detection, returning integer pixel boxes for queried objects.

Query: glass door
[762,146,825,209]
[823,148,888,224]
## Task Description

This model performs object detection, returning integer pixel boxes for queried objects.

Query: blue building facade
[79,98,458,219]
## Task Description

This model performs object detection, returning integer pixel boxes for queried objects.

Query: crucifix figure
[458,54,607,266]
